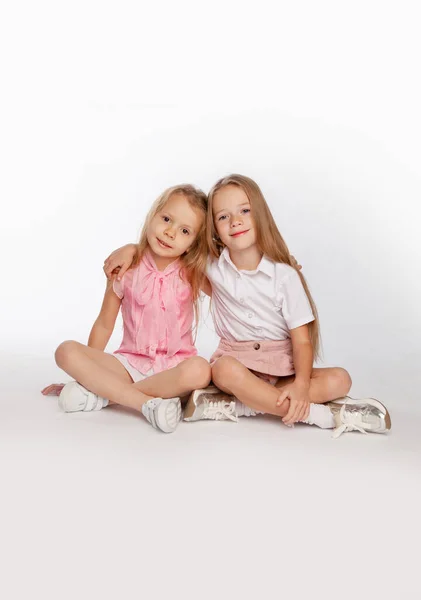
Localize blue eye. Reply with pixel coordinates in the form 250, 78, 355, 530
218, 215, 227, 221
242, 208, 250, 214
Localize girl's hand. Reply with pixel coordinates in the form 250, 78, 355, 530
290, 255, 302, 270
103, 244, 137, 280
276, 382, 310, 426
41, 383, 65, 396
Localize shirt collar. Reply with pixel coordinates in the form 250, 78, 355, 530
218, 247, 274, 278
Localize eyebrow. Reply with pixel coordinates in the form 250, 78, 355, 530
214, 202, 250, 217
161, 210, 196, 232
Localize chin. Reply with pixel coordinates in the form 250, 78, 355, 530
230, 236, 253, 247
233, 240, 258, 254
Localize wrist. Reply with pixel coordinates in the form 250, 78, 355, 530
294, 378, 311, 390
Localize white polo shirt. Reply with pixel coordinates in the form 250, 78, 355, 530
206, 248, 315, 342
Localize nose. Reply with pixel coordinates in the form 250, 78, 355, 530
164, 225, 175, 239
230, 216, 243, 229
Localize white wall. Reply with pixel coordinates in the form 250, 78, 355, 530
1, 0, 420, 405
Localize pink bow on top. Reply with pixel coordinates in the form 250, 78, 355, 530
131, 251, 183, 360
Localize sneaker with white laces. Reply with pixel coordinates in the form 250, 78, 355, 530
328, 396, 392, 439
183, 386, 240, 422
58, 381, 109, 412
141, 397, 182, 433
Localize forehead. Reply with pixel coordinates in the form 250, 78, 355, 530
161, 193, 203, 228
213, 185, 249, 212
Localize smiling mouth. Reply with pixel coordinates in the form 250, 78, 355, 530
230, 229, 250, 238
157, 238, 173, 249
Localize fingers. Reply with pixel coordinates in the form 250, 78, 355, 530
104, 260, 129, 281
296, 405, 305, 423
301, 403, 310, 422
283, 401, 307, 426
276, 389, 289, 407
283, 402, 299, 425
41, 384, 65, 396
290, 255, 303, 271
103, 258, 117, 280
104, 260, 123, 280
41, 384, 57, 395
277, 390, 311, 426
115, 261, 130, 281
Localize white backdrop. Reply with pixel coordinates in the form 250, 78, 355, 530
2, 4, 420, 403
1, 3, 421, 600
2, 56, 420, 404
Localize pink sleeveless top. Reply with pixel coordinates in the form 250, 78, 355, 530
113, 250, 197, 374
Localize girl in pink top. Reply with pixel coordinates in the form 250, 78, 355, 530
106, 175, 392, 438
41, 185, 211, 433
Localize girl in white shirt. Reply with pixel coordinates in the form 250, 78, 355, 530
104, 175, 391, 438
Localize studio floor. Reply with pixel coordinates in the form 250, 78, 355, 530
2, 355, 421, 600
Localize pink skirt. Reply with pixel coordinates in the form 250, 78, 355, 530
210, 338, 295, 380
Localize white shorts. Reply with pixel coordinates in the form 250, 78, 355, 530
114, 354, 154, 383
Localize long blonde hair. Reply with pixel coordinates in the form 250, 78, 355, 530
207, 174, 321, 359
135, 184, 208, 328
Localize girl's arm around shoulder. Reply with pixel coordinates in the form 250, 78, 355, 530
103, 243, 138, 280
87, 277, 122, 350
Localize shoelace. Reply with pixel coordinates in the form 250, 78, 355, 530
332, 404, 367, 439
203, 400, 238, 422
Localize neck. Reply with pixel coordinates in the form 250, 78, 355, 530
228, 245, 263, 271
149, 248, 178, 272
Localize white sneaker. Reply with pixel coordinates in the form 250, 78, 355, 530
329, 396, 392, 439
58, 381, 108, 412
183, 386, 239, 422
141, 397, 182, 433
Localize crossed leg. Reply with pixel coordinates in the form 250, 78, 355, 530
211, 356, 351, 418
54, 341, 211, 411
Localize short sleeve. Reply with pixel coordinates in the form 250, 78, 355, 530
112, 276, 124, 299
280, 270, 314, 330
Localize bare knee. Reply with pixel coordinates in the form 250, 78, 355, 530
54, 340, 80, 369
330, 367, 352, 397
178, 356, 211, 390
211, 356, 246, 390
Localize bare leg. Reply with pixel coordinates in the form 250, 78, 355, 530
211, 356, 351, 418
132, 356, 211, 399
55, 341, 211, 411
55, 341, 151, 410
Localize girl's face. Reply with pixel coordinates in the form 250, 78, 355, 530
147, 193, 203, 266
213, 185, 257, 252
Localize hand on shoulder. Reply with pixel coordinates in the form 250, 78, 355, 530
290, 255, 302, 270
103, 243, 138, 280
